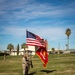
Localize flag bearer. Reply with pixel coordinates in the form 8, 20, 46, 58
22, 55, 27, 75
25, 54, 33, 75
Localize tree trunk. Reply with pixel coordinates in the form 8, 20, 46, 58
67, 36, 69, 50
10, 49, 11, 55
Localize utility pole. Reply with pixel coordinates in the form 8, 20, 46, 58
58, 43, 60, 54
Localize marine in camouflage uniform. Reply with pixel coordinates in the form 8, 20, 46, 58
22, 55, 27, 75
22, 54, 33, 75
25, 55, 33, 75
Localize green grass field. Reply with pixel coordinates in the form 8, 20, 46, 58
0, 54, 75, 75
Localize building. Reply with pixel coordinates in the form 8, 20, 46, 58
63, 50, 71, 54
7, 46, 36, 56
68, 49, 75, 53
63, 49, 75, 54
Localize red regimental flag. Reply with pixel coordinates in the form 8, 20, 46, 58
36, 47, 48, 68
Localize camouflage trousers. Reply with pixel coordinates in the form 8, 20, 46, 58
22, 64, 30, 75
22, 64, 26, 75
25, 65, 30, 75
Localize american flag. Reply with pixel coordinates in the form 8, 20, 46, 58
26, 30, 45, 47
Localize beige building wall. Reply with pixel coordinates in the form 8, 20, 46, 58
10, 46, 35, 56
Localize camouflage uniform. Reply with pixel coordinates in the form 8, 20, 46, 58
22, 55, 27, 75
22, 54, 33, 75
25, 55, 33, 75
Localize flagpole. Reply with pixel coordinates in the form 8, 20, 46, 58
25, 29, 28, 54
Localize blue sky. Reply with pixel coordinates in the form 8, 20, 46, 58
0, 0, 75, 50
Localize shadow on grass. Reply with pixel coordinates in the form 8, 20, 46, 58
28, 72, 36, 75
28, 70, 56, 75
40, 70, 56, 74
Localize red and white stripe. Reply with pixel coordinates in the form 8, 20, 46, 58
26, 38, 45, 47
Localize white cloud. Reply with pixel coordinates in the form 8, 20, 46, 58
12, 3, 75, 21
0, 0, 75, 50
0, 25, 66, 41
0, 0, 75, 21
28, 26, 65, 40
0, 26, 26, 36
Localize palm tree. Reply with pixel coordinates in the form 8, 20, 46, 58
65, 28, 71, 50
21, 43, 28, 54
51, 47, 55, 54
7, 44, 14, 54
